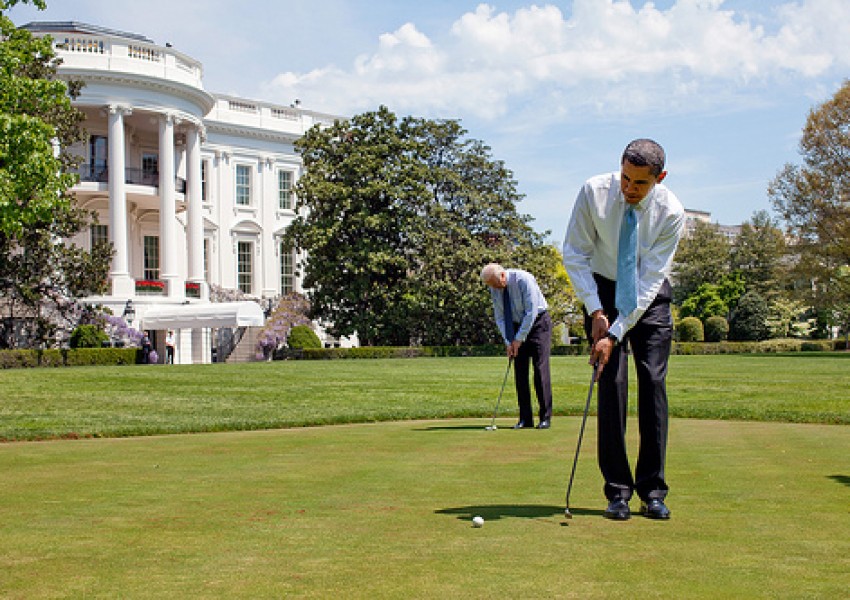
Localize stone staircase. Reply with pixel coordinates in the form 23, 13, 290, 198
224, 326, 263, 363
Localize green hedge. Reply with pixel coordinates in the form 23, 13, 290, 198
0, 348, 141, 369
276, 345, 504, 360
277, 343, 591, 360
275, 339, 842, 360
673, 339, 836, 355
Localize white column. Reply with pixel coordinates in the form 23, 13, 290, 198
186, 124, 207, 300
107, 104, 134, 297
260, 156, 276, 298
158, 113, 182, 298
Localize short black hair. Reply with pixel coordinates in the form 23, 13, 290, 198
621, 139, 666, 177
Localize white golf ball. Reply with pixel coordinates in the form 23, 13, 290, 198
472, 515, 484, 527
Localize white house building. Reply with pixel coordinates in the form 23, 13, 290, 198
22, 21, 342, 364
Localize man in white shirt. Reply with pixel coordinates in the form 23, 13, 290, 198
562, 139, 685, 520
165, 330, 175, 364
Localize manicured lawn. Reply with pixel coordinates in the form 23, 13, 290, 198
0, 354, 847, 597
0, 354, 847, 441
0, 418, 847, 598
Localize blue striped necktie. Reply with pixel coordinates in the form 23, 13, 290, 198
503, 287, 515, 342
616, 206, 638, 316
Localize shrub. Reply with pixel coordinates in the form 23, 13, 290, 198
729, 291, 771, 341
677, 317, 704, 342
69, 324, 109, 349
287, 325, 322, 350
704, 316, 729, 342
65, 348, 138, 366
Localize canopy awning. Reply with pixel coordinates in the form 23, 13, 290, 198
141, 301, 265, 329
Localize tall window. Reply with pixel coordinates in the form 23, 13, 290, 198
203, 238, 210, 283
90, 224, 108, 249
201, 159, 209, 203
236, 164, 251, 206
280, 242, 295, 295
278, 170, 293, 210
237, 241, 253, 294
142, 152, 158, 186
144, 235, 160, 280
89, 135, 108, 180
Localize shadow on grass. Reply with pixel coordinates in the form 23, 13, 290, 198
828, 474, 850, 488
435, 504, 605, 521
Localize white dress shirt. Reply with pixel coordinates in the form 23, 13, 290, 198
562, 172, 685, 341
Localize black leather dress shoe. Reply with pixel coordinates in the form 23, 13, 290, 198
536, 419, 550, 429
513, 421, 533, 429
640, 499, 671, 519
603, 499, 631, 520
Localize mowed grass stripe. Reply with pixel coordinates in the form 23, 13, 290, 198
0, 418, 847, 598
1, 353, 848, 441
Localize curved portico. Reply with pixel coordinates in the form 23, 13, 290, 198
22, 20, 347, 362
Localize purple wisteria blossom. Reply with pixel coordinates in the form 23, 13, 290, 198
103, 314, 144, 347
255, 293, 312, 360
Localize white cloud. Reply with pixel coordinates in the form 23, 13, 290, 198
261, 0, 850, 122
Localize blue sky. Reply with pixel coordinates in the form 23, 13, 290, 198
8, 0, 850, 242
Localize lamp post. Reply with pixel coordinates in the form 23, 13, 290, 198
122, 299, 136, 325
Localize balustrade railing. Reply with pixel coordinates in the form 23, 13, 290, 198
76, 165, 186, 193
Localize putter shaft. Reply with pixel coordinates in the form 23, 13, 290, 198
485, 358, 512, 430
564, 366, 597, 517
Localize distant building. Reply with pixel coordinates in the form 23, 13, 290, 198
22, 21, 349, 362
684, 208, 741, 240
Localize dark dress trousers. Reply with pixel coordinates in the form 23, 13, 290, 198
513, 311, 553, 425
585, 273, 672, 502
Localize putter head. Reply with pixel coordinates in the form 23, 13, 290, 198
564, 507, 573, 519
485, 425, 497, 431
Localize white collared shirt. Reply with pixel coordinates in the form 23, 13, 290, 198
562, 172, 685, 340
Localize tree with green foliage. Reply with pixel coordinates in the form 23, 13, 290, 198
679, 283, 727, 322
285, 106, 553, 346
0, 1, 113, 348
730, 210, 787, 301
69, 323, 108, 348
672, 220, 730, 304
769, 79, 850, 337
767, 296, 807, 339
729, 291, 771, 341
679, 272, 745, 323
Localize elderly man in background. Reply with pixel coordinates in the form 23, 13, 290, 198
481, 263, 553, 430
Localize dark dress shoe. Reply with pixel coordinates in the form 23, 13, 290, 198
603, 499, 631, 520
513, 421, 533, 429
536, 419, 550, 429
641, 499, 671, 519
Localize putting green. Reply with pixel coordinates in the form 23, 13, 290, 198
0, 417, 847, 598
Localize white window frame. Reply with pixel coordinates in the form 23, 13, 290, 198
201, 159, 210, 203
279, 241, 295, 295
143, 235, 160, 281
278, 169, 294, 210
237, 240, 253, 295
235, 164, 252, 206
90, 224, 108, 249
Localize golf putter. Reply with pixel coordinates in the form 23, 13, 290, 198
485, 358, 513, 431
564, 364, 598, 518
